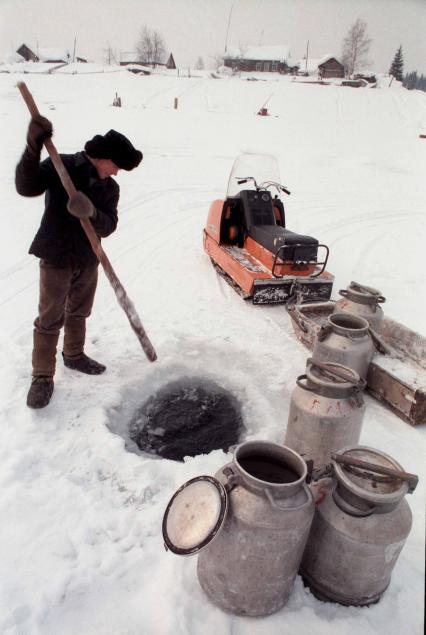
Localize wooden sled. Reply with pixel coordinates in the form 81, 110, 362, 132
287, 301, 426, 426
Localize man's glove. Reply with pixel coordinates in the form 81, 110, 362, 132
67, 191, 97, 219
26, 115, 53, 154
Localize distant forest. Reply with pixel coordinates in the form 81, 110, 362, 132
403, 72, 426, 92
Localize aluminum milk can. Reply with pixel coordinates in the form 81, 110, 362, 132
301, 445, 418, 606
334, 281, 386, 332
162, 441, 314, 617
312, 312, 374, 380
284, 359, 366, 471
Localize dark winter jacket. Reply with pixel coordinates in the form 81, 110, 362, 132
15, 149, 120, 267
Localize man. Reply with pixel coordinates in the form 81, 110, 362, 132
15, 117, 142, 408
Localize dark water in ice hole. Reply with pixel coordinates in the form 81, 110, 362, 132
129, 378, 244, 461
238, 456, 299, 483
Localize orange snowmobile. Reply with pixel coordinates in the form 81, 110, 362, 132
203, 154, 334, 304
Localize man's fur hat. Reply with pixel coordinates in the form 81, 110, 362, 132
85, 130, 142, 170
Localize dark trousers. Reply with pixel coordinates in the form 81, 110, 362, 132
32, 260, 98, 377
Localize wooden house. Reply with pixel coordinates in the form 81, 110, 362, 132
296, 55, 344, 79
120, 51, 140, 66
16, 44, 38, 62
166, 53, 176, 70
38, 48, 70, 63
16, 44, 70, 64
224, 45, 291, 73
318, 56, 344, 79
120, 51, 176, 70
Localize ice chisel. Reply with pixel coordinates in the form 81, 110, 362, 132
17, 81, 157, 362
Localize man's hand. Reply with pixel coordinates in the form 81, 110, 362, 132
26, 115, 53, 153
67, 191, 96, 219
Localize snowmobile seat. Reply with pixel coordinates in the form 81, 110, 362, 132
249, 225, 318, 261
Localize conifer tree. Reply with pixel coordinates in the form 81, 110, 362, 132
389, 46, 404, 81
403, 71, 426, 92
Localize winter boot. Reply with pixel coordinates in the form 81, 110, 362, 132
26, 377, 54, 409
62, 353, 106, 375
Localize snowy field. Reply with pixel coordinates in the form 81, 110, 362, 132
0, 68, 425, 635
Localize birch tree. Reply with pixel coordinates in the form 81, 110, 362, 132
136, 26, 166, 66
341, 18, 371, 76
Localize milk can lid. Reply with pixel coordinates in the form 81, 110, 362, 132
333, 446, 418, 504
162, 475, 228, 555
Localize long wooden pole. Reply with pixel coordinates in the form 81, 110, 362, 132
17, 81, 157, 362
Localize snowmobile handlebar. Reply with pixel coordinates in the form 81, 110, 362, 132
237, 177, 256, 185
236, 177, 291, 195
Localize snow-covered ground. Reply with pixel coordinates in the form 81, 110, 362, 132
0, 69, 425, 635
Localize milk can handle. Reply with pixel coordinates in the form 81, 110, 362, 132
317, 324, 332, 342
222, 466, 240, 491
264, 484, 313, 511
308, 360, 366, 391
296, 374, 313, 391
340, 284, 386, 304
351, 282, 386, 303
332, 454, 418, 494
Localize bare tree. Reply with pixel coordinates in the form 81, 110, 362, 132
341, 18, 371, 76
103, 42, 118, 65
211, 52, 224, 71
152, 30, 166, 66
194, 56, 205, 70
136, 26, 166, 67
136, 27, 153, 64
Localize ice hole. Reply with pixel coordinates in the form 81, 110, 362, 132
129, 377, 244, 461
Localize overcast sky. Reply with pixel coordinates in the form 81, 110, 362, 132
1, 0, 425, 73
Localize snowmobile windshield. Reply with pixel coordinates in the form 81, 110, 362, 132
226, 153, 282, 197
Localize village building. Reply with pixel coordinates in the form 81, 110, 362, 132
16, 44, 71, 64
120, 51, 176, 71
37, 48, 71, 63
354, 70, 377, 83
223, 45, 293, 73
297, 55, 344, 79
119, 51, 140, 66
118, 52, 150, 74
165, 53, 176, 70
318, 56, 344, 78
16, 44, 38, 62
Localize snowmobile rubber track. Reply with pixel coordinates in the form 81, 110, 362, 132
211, 260, 252, 300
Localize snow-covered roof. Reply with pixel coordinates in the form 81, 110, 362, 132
122, 64, 152, 74
317, 54, 342, 67
356, 69, 376, 77
54, 62, 124, 74
37, 48, 70, 62
120, 51, 140, 63
225, 45, 290, 62
296, 55, 342, 72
